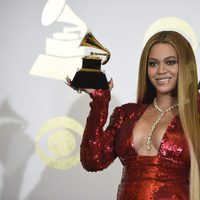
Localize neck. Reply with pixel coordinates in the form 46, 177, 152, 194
155, 93, 178, 109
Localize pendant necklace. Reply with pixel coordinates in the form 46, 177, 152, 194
145, 98, 179, 151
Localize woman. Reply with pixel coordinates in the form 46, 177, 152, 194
67, 31, 200, 199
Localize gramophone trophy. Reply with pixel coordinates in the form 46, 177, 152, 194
71, 31, 111, 89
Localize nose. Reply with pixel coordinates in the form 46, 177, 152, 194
157, 62, 167, 74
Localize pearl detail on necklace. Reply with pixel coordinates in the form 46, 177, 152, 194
145, 98, 179, 151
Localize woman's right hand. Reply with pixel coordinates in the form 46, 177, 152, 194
65, 76, 114, 94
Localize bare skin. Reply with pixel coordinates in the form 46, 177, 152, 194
133, 43, 179, 156
66, 43, 179, 156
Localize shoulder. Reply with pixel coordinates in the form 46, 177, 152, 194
109, 102, 145, 128
120, 102, 141, 111
112, 102, 146, 118
121, 102, 146, 111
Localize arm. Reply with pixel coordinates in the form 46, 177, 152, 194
80, 89, 124, 172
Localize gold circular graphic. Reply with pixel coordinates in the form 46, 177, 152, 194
48, 129, 76, 158
35, 117, 83, 170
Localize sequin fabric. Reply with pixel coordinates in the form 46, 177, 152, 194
80, 90, 200, 200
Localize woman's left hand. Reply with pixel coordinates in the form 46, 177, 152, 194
65, 76, 114, 94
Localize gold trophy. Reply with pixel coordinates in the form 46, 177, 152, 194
71, 31, 111, 89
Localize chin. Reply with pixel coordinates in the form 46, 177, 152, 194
153, 85, 177, 95
156, 88, 177, 96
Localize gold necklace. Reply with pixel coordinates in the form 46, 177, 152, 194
145, 98, 179, 151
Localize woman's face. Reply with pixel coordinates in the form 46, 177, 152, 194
147, 43, 179, 96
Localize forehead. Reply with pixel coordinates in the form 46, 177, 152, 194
148, 43, 178, 59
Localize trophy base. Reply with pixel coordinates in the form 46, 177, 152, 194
71, 70, 109, 89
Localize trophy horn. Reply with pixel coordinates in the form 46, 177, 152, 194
80, 31, 111, 65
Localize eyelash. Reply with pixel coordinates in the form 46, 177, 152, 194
166, 60, 178, 65
148, 61, 157, 67
148, 60, 178, 67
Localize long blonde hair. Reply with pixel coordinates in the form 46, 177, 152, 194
137, 31, 200, 199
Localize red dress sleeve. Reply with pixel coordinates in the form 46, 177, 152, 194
80, 89, 124, 172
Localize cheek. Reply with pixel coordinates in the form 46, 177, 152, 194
174, 64, 179, 73
147, 67, 155, 78
171, 66, 179, 78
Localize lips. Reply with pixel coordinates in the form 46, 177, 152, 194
155, 77, 172, 85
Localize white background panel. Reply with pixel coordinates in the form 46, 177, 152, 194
0, 0, 199, 199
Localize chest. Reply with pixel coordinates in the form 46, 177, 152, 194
115, 107, 190, 165
132, 112, 177, 155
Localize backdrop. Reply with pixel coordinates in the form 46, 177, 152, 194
0, 0, 200, 199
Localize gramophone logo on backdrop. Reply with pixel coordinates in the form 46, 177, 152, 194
30, 0, 87, 80
31, 0, 87, 170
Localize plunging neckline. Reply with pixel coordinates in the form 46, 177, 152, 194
130, 104, 178, 157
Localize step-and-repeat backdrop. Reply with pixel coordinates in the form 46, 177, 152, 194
0, 0, 199, 199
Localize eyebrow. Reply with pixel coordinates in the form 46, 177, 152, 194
148, 56, 178, 61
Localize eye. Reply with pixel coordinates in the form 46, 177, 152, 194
148, 61, 158, 67
166, 60, 178, 65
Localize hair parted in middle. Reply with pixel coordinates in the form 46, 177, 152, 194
137, 30, 200, 199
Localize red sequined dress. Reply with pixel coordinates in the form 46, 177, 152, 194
80, 90, 200, 200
